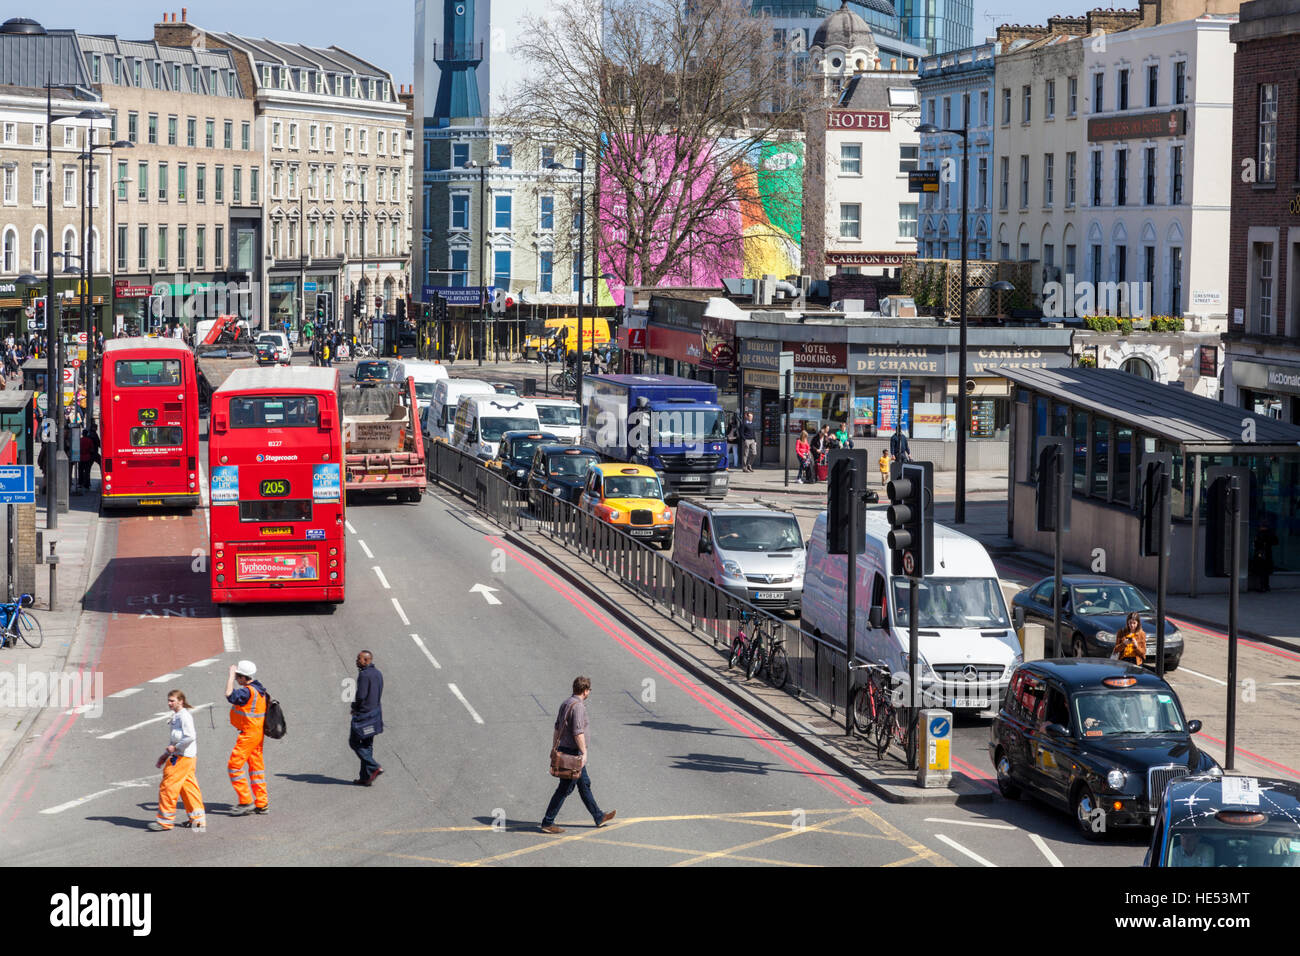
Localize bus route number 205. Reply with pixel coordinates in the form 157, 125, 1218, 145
260, 479, 291, 497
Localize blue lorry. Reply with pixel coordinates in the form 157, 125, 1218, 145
580, 374, 729, 499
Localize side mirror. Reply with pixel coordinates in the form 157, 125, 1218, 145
1187, 719, 1202, 734
698, 539, 711, 555
1044, 722, 1069, 738
1013, 605, 1026, 630
868, 606, 884, 629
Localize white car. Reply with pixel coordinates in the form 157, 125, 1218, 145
256, 332, 292, 365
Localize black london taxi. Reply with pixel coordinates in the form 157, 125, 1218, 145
486, 430, 558, 489
990, 659, 1219, 839
528, 444, 603, 511
1146, 775, 1300, 867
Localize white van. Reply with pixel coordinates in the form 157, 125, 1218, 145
405, 361, 450, 409
452, 395, 542, 460
802, 510, 1021, 712
428, 378, 495, 443
531, 398, 582, 443
671, 499, 805, 614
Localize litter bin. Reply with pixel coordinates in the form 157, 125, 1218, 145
523, 377, 537, 397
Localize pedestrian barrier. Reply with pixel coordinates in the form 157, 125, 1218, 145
426, 442, 864, 730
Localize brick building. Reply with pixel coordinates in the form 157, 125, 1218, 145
1224, 0, 1300, 425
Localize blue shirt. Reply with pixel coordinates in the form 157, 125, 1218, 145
227, 680, 267, 706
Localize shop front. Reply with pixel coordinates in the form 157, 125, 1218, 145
1228, 357, 1300, 426
112, 281, 153, 334
737, 338, 853, 467
268, 276, 299, 329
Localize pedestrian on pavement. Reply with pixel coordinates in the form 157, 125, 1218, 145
225, 660, 270, 815
795, 432, 812, 484
1249, 516, 1278, 593
741, 410, 758, 473
150, 689, 207, 831
79, 423, 100, 493
889, 428, 911, 464
540, 676, 615, 834
447, 337, 458, 365
725, 414, 739, 469
1110, 612, 1147, 667
878, 449, 892, 487
835, 424, 851, 449
349, 650, 385, 786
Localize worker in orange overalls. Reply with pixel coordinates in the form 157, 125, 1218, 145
225, 660, 269, 815
149, 688, 206, 831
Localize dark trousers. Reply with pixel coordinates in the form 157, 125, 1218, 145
78, 460, 93, 490
542, 749, 603, 826
349, 729, 379, 779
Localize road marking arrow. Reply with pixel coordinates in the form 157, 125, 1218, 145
469, 583, 501, 605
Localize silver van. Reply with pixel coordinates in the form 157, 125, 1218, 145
671, 498, 805, 614
428, 378, 495, 443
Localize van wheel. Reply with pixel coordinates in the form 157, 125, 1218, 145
994, 748, 1020, 800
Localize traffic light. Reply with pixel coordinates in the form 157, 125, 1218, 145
148, 294, 166, 331
1204, 466, 1249, 578
397, 296, 407, 320
826, 452, 867, 556
31, 296, 47, 331
1035, 437, 1071, 533
886, 461, 930, 579
1139, 454, 1171, 558
315, 293, 329, 324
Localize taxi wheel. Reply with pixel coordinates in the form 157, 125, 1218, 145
994, 749, 1021, 800
1073, 784, 1106, 841
1072, 635, 1088, 658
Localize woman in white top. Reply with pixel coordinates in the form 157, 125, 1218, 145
150, 690, 206, 831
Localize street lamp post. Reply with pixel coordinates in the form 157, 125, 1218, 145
344, 170, 371, 344
546, 159, 586, 401
78, 134, 128, 434
466, 159, 499, 367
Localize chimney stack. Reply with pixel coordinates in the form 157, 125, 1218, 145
182, 8, 187, 21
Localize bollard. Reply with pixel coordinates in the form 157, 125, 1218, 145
47, 541, 59, 612
1022, 622, 1046, 661
916, 709, 952, 788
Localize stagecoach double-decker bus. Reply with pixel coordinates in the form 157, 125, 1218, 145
100, 337, 202, 509
208, 367, 345, 604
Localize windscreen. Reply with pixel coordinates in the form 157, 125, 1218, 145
653, 410, 725, 444
239, 499, 313, 522
604, 475, 663, 499
115, 359, 182, 386
229, 395, 320, 428
414, 382, 436, 402
1072, 690, 1185, 736
1164, 829, 1300, 868
711, 515, 803, 552
891, 577, 1010, 629
537, 405, 581, 427
1071, 583, 1154, 616
505, 437, 546, 464
480, 417, 539, 443
549, 453, 600, 477
129, 426, 184, 447
355, 362, 390, 380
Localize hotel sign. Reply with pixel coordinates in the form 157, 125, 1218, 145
826, 251, 916, 266
827, 110, 891, 131
1088, 109, 1186, 143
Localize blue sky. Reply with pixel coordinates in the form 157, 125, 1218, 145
19, 0, 1068, 87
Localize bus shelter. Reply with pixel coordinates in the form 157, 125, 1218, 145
1002, 367, 1300, 595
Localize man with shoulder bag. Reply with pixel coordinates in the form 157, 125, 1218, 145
540, 676, 615, 834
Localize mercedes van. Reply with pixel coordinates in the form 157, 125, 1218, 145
427, 378, 495, 443
451, 395, 542, 461
405, 361, 450, 409
802, 510, 1022, 712
671, 499, 805, 614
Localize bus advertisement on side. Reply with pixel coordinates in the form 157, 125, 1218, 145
208, 367, 345, 604
100, 338, 201, 509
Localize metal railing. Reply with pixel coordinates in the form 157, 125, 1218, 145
425, 440, 860, 728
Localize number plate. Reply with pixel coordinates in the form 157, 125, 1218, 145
755, 591, 786, 600
628, 529, 653, 536
679, 475, 705, 482
138, 499, 163, 505
948, 698, 989, 709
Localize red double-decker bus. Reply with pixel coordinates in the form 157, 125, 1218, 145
100, 337, 202, 509
208, 367, 346, 604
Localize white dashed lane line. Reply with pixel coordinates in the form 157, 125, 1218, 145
358, 540, 374, 559
373, 566, 391, 589
447, 683, 484, 724
391, 598, 410, 626
97, 703, 213, 740
345, 520, 357, 534
934, 834, 997, 867
411, 634, 441, 670
147, 673, 183, 683
40, 778, 157, 815
924, 818, 1016, 830
108, 688, 142, 699
1029, 833, 1064, 867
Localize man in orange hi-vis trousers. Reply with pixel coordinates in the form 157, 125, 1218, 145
225, 660, 269, 816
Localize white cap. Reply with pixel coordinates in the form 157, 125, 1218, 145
235, 659, 257, 678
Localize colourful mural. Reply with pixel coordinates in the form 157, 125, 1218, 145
598, 136, 803, 298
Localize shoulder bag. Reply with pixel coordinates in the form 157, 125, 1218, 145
549, 699, 584, 780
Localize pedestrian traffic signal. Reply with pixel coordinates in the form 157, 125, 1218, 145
1035, 437, 1071, 533
1139, 454, 1171, 558
887, 461, 930, 579
826, 450, 868, 556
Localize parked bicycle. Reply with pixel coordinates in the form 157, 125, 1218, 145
550, 368, 578, 391
745, 613, 789, 689
727, 608, 762, 676
0, 594, 43, 649
849, 661, 915, 765
354, 343, 378, 359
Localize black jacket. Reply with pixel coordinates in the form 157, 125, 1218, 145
351, 664, 384, 735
